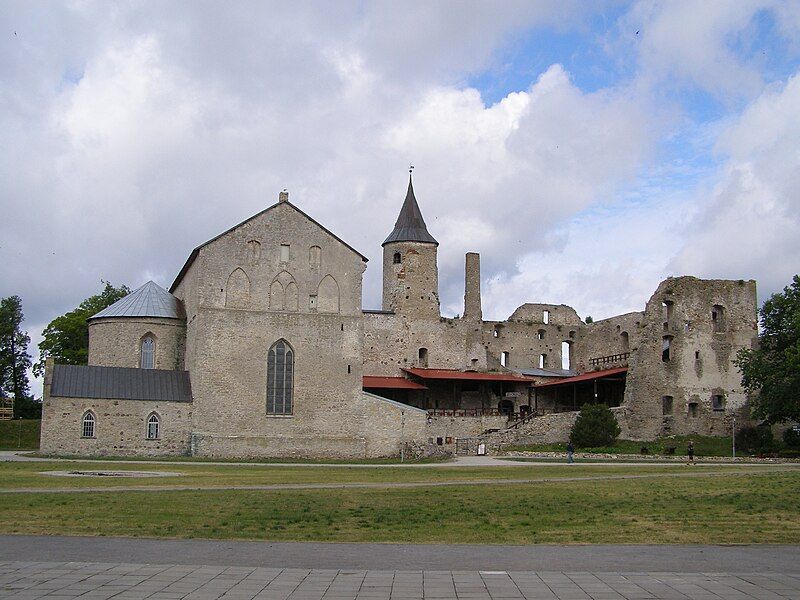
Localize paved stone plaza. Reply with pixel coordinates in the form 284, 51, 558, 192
2, 561, 800, 600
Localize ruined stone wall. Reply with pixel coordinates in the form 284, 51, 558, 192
623, 277, 757, 439
382, 241, 440, 318
88, 317, 185, 371
572, 312, 642, 373
482, 318, 583, 372
40, 396, 192, 456
427, 414, 508, 440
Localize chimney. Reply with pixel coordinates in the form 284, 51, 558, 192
279, 189, 289, 203
464, 252, 482, 321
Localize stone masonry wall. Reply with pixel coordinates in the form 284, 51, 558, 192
88, 317, 186, 370
382, 241, 440, 318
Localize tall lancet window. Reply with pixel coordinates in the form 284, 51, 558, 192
267, 339, 294, 415
140, 336, 155, 369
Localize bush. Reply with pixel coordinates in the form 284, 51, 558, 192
570, 403, 621, 448
782, 426, 800, 448
735, 425, 774, 454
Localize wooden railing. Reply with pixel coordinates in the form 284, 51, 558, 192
589, 352, 630, 368
0, 399, 13, 420
427, 408, 505, 417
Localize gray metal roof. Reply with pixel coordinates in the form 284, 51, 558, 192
382, 176, 438, 246
50, 364, 192, 402
89, 281, 184, 320
516, 368, 577, 378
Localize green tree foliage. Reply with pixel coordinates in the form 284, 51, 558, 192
0, 296, 33, 415
735, 425, 774, 454
735, 274, 800, 424
569, 403, 621, 448
783, 427, 800, 448
34, 282, 130, 377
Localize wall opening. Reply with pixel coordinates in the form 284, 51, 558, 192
493, 327, 500, 338
662, 336, 673, 362
280, 244, 290, 262
712, 305, 726, 332
561, 341, 571, 370
418, 347, 429, 367
543, 310, 550, 324
712, 394, 726, 411
662, 300, 674, 325
393, 252, 401, 264
309, 245, 321, 268
537, 329, 545, 340
621, 331, 629, 351
500, 351, 509, 367
538, 353, 547, 369
688, 402, 699, 418
662, 396, 673, 415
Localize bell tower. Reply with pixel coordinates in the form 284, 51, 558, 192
382, 173, 440, 318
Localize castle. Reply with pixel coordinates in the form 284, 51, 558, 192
40, 178, 758, 457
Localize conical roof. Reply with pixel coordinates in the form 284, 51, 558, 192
89, 281, 184, 320
382, 176, 438, 246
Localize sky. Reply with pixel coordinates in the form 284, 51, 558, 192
2, 0, 800, 397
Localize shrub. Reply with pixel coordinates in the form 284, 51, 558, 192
735, 425, 774, 454
570, 403, 621, 448
783, 426, 800, 448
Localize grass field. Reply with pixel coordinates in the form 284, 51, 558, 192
0, 420, 40, 450
1, 460, 798, 544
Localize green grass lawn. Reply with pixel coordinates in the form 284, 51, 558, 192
0, 460, 748, 490
0, 420, 40, 450
504, 435, 735, 457
1, 469, 797, 544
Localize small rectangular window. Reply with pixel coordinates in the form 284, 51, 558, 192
280, 244, 290, 262
500, 351, 509, 367
543, 310, 550, 324
712, 395, 725, 411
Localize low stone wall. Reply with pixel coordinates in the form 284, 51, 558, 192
40, 396, 192, 456
428, 414, 508, 441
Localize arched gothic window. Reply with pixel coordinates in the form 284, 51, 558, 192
82, 411, 95, 438
146, 413, 160, 439
267, 339, 294, 415
141, 336, 155, 369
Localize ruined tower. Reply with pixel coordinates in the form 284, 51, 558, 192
463, 252, 482, 321
382, 175, 440, 318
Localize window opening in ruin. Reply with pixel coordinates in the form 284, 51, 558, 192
688, 402, 699, 418
140, 336, 155, 369
538, 353, 547, 369
561, 341, 571, 370
493, 327, 499, 338
471, 358, 478, 367
347, 365, 351, 374
280, 244, 290, 262
418, 347, 429, 368
543, 310, 550, 324
146, 413, 160, 440
569, 330, 576, 339
662, 396, 673, 415
82, 411, 95, 438
662, 336, 672, 362
712, 305, 726, 332
341, 323, 344, 331
712, 394, 725, 411
500, 351, 509, 367
621, 331, 629, 351
267, 339, 294, 415
393, 252, 401, 264
695, 350, 700, 360
537, 329, 545, 340
684, 321, 690, 332
662, 300, 674, 324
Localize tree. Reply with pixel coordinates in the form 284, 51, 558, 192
569, 403, 621, 448
0, 296, 33, 413
34, 282, 130, 377
735, 274, 800, 424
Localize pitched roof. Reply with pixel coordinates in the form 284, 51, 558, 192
170, 200, 368, 293
534, 367, 628, 388
363, 376, 428, 390
50, 364, 192, 402
89, 281, 184, 320
403, 368, 534, 383
382, 176, 438, 246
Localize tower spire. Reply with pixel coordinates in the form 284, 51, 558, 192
382, 168, 438, 246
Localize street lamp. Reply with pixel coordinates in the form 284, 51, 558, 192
732, 415, 736, 459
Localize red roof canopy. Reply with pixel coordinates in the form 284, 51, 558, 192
403, 368, 534, 383
363, 376, 427, 390
534, 367, 628, 388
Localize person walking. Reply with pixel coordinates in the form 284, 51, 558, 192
687, 440, 695, 465
567, 441, 575, 464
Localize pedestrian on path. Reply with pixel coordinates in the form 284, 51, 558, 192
567, 441, 574, 464
687, 440, 695, 465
